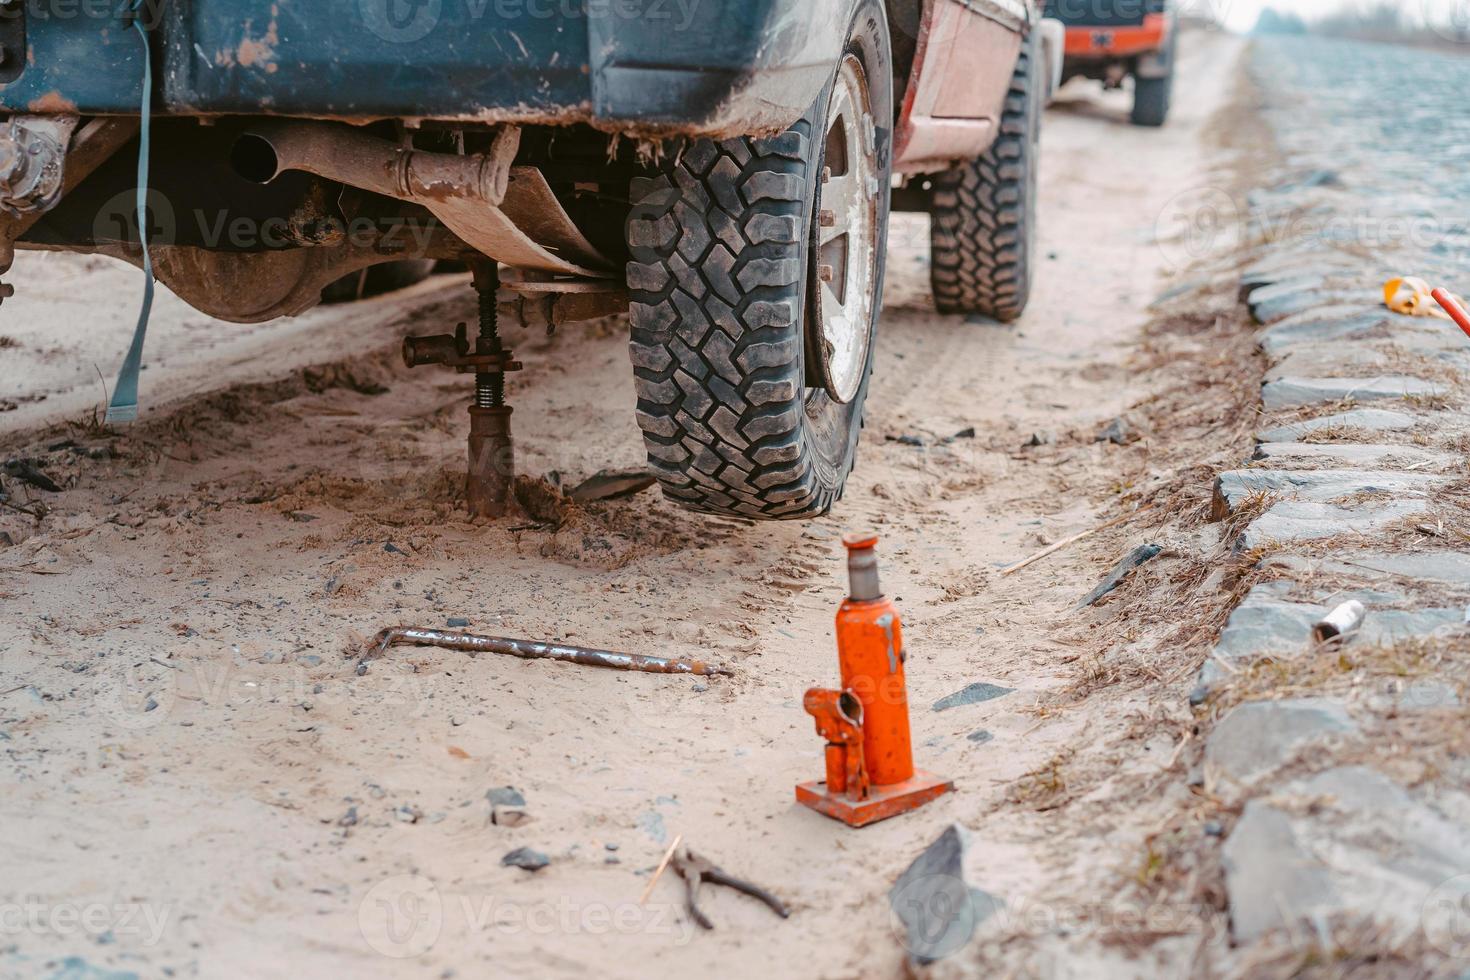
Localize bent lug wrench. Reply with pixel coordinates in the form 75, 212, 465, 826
358, 626, 734, 678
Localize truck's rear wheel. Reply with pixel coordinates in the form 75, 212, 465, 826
624, 0, 892, 519
929, 28, 1042, 322
1131, 23, 1177, 127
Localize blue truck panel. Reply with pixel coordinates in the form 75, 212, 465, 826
0, 0, 845, 135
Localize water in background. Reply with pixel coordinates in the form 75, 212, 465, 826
1251, 35, 1470, 281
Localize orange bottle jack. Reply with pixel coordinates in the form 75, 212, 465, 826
796, 534, 953, 827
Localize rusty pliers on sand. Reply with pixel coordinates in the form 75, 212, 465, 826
671, 846, 790, 930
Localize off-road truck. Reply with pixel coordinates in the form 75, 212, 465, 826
1044, 0, 1177, 126
0, 0, 1052, 520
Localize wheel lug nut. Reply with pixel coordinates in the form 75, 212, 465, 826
819, 209, 836, 228
821, 166, 832, 184
818, 264, 835, 283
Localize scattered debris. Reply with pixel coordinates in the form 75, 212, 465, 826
671, 845, 790, 931
949, 426, 977, 441
302, 364, 389, 396
360, 626, 734, 677
487, 786, 530, 827
889, 824, 1003, 965
568, 468, 657, 504
636, 809, 667, 843
933, 683, 1014, 712
1312, 599, 1366, 645
501, 847, 549, 872
1096, 416, 1137, 446
513, 473, 567, 525
3, 458, 61, 492
886, 433, 926, 448
1079, 543, 1162, 607
1000, 506, 1152, 577
967, 730, 994, 744
1021, 431, 1055, 448
394, 804, 423, 824
639, 834, 683, 905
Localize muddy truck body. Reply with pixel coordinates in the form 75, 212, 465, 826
1044, 0, 1176, 125
0, 0, 1055, 521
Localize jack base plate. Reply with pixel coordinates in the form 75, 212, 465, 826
795, 771, 953, 828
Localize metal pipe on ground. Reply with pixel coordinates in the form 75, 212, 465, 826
360, 626, 735, 677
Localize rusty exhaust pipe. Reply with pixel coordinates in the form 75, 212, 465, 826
232, 120, 520, 207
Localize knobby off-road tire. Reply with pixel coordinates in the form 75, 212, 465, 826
929, 27, 1043, 322
624, 0, 892, 520
1130, 28, 1177, 127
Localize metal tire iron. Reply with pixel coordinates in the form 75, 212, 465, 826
402, 259, 521, 519
359, 625, 733, 678
796, 533, 953, 827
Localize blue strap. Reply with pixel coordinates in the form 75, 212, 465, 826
105, 1, 155, 424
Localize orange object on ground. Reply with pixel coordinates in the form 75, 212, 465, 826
796, 534, 953, 827
1433, 288, 1470, 339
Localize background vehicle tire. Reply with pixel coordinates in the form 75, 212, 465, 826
624, 0, 893, 520
929, 27, 1042, 322
321, 259, 438, 304
1131, 28, 1177, 127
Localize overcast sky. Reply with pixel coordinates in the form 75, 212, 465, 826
1211, 0, 1462, 32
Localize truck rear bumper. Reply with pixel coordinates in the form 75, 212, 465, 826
1061, 13, 1169, 58
0, 0, 844, 137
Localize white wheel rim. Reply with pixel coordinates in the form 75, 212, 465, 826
811, 53, 879, 406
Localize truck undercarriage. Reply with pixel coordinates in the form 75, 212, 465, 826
0, 0, 1046, 522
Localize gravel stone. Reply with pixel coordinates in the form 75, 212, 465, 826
1079, 544, 1162, 607
1261, 376, 1441, 411
1201, 582, 1462, 685
1221, 800, 1339, 943
1213, 469, 1443, 515
1251, 290, 1381, 325
933, 683, 1014, 712
501, 847, 550, 872
1270, 551, 1470, 586
1257, 311, 1403, 355
889, 824, 1004, 965
1204, 699, 1357, 792
1253, 442, 1455, 470
1240, 499, 1430, 550
1257, 408, 1416, 443
1222, 766, 1470, 944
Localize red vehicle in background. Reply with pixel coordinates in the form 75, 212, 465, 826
1044, 0, 1177, 126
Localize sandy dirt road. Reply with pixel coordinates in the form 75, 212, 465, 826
2, 31, 1247, 979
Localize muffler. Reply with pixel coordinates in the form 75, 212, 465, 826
233, 121, 609, 277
